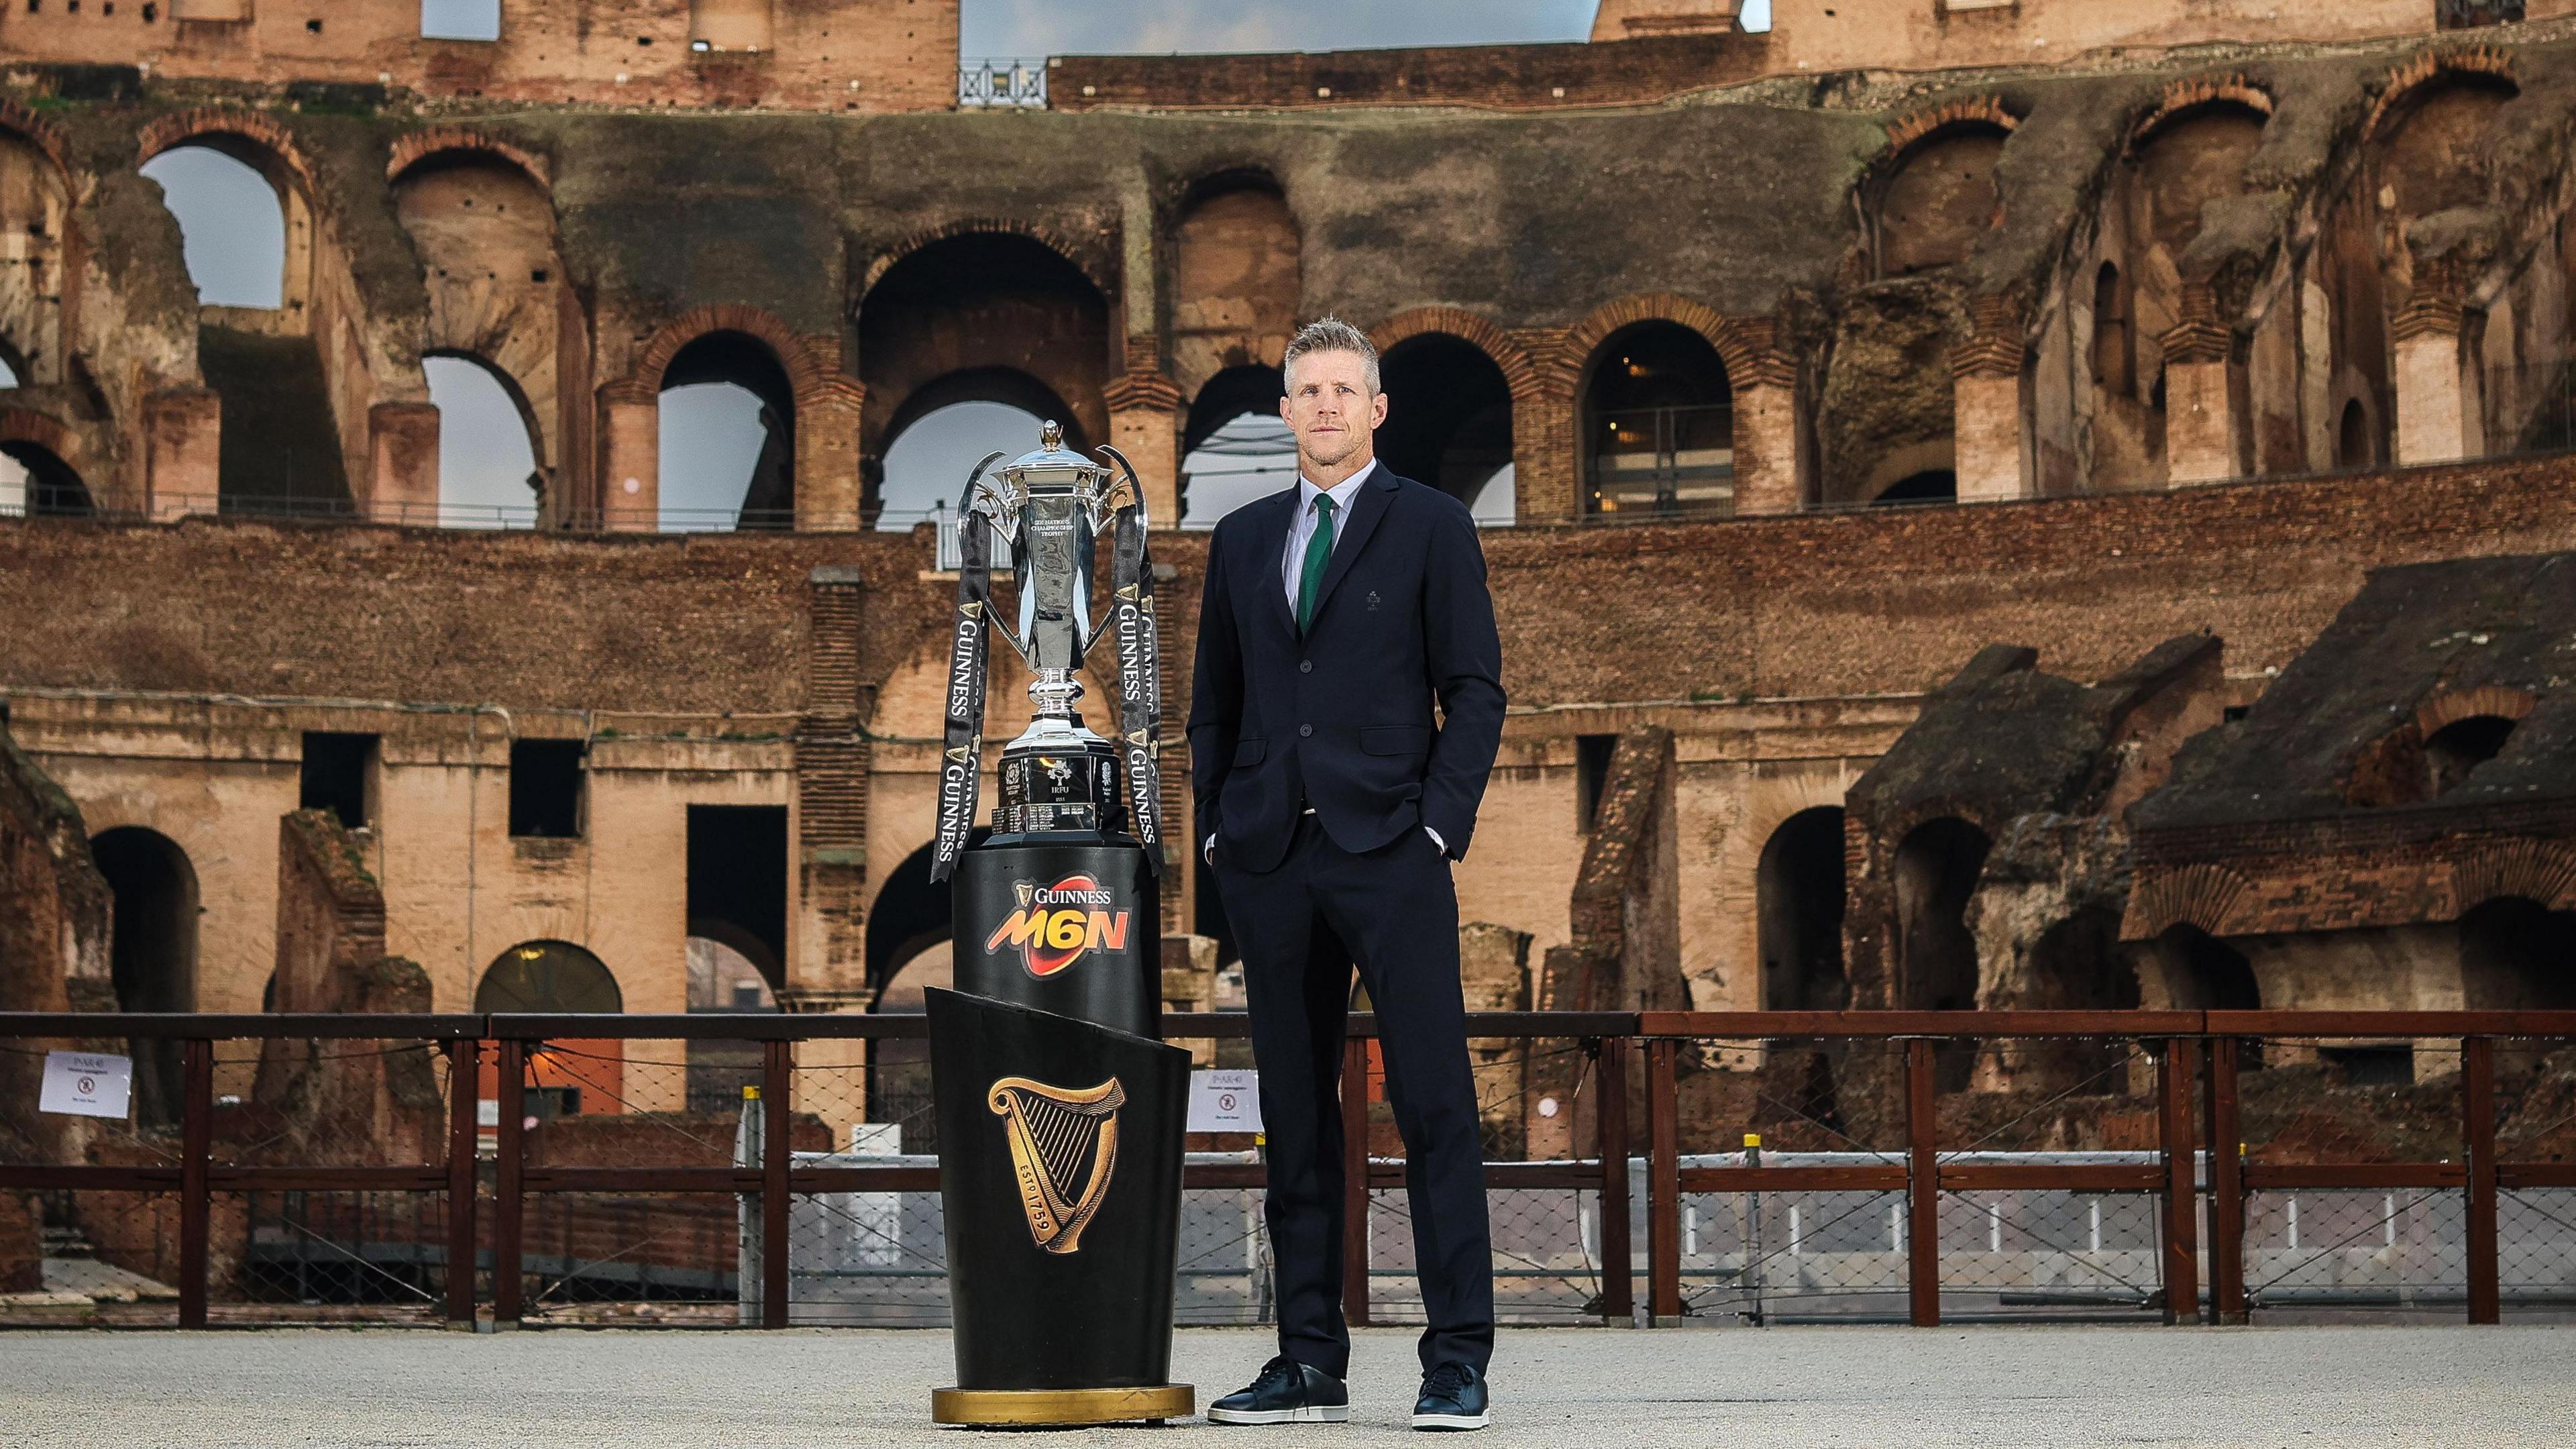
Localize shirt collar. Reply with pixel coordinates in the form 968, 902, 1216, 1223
1297, 458, 1376, 515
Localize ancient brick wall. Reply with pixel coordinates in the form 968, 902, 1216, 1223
1052, 34, 1773, 113
0, 0, 959, 113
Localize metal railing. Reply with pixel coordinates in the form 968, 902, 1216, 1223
1586, 404, 1735, 518
4, 1009, 2571, 1329
957, 58, 1047, 110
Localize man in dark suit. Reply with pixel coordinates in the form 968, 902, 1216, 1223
1189, 318, 1505, 1432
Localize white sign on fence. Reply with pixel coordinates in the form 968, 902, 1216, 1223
39, 1051, 132, 1120
1187, 1069, 1261, 1132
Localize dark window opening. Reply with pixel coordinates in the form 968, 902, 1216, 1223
2424, 714, 2516, 795
1758, 806, 1847, 1012
2320, 1044, 2414, 1087
523, 1085, 581, 1120
1575, 734, 1617, 832
92, 828, 199, 1128
2092, 262, 2133, 399
1894, 816, 1991, 1091
2336, 398, 2372, 470
305, 17, 320, 32
684, 804, 789, 994
299, 731, 378, 830
1874, 470, 1957, 506
508, 739, 586, 839
2222, 705, 2250, 723
2438, 0, 2526, 28
1581, 321, 1733, 518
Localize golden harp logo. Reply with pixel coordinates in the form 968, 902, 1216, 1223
987, 1075, 1125, 1254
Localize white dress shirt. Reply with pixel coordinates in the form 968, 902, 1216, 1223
1207, 458, 1445, 862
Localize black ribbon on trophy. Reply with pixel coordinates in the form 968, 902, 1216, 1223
1108, 455, 1164, 875
929, 451, 1005, 885
926, 426, 1162, 883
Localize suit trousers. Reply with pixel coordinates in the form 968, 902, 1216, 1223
1216, 814, 1494, 1377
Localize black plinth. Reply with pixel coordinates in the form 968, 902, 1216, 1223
929, 833, 1189, 1428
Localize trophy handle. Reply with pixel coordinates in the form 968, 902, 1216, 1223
959, 450, 1034, 666
1083, 445, 1148, 648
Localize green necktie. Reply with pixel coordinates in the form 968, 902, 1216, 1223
1295, 493, 1338, 635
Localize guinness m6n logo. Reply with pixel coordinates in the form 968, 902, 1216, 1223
985, 874, 1132, 978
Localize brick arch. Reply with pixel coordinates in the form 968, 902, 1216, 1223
2367, 46, 2518, 141
2449, 842, 2576, 919
1552, 294, 1783, 394
1879, 95, 2019, 165
1367, 307, 1538, 398
136, 107, 320, 197
0, 97, 74, 182
2415, 684, 2537, 739
386, 126, 553, 189
612, 304, 836, 408
2122, 862, 2253, 942
2130, 74, 2274, 150
0, 404, 89, 470
859, 217, 1112, 301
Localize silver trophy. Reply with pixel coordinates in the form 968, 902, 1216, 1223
928, 421, 1163, 871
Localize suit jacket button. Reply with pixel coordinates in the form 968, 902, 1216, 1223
1299, 660, 1313, 674
1299, 724, 1313, 738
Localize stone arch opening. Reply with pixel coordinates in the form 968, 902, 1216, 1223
476, 940, 623, 1119
1170, 172, 1299, 401
1756, 806, 1846, 1012
1581, 319, 1733, 518
660, 329, 796, 532
0, 127, 69, 392
2337, 396, 2373, 468
0, 436, 91, 516
1377, 332, 1514, 519
424, 352, 541, 527
139, 139, 295, 311
1873, 469, 1956, 506
865, 835, 983, 1150
395, 150, 568, 515
1895, 816, 1988, 1091
2372, 73, 2516, 223
875, 369, 1082, 531
2092, 262, 2133, 400
2459, 896, 2576, 1012
2425, 714, 2518, 795
859, 231, 1112, 518
1872, 122, 2010, 279
1180, 363, 1293, 529
91, 827, 197, 1127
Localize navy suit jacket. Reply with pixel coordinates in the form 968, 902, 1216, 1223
1187, 464, 1506, 875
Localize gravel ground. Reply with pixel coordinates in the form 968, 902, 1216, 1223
2, 1324, 2569, 1447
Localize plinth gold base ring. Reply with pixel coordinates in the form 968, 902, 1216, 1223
932, 1384, 1195, 1426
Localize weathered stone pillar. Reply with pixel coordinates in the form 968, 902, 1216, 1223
2393, 293, 2481, 466
2161, 303, 2238, 486
796, 373, 866, 532
600, 389, 659, 532
1951, 296, 2028, 502
1730, 329, 1806, 515
142, 387, 221, 520
366, 400, 441, 525
1106, 341, 1183, 528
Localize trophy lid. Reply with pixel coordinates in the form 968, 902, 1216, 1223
1003, 419, 1095, 481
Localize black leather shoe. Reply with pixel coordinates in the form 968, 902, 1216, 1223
1207, 1354, 1350, 1425
1412, 1362, 1489, 1432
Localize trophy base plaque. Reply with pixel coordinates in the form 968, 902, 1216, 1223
930, 1384, 1195, 1427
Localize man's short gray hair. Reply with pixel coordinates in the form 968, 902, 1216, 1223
1282, 317, 1381, 396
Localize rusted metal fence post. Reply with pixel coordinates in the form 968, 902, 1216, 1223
1341, 1037, 1371, 1327
761, 1038, 792, 1328
1905, 1038, 1939, 1328
177, 1037, 212, 1330
1646, 1037, 1682, 1325
2465, 1036, 2500, 1326
2203, 1036, 2245, 1325
443, 1036, 480, 1328
492, 1038, 526, 1326
1597, 1036, 1634, 1324
2159, 1038, 2201, 1325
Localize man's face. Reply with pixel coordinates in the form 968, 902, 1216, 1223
1280, 349, 1389, 472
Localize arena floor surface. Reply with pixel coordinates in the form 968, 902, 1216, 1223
4, 1323, 2568, 1446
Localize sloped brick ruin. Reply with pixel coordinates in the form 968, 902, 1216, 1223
8, 0, 2576, 1299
